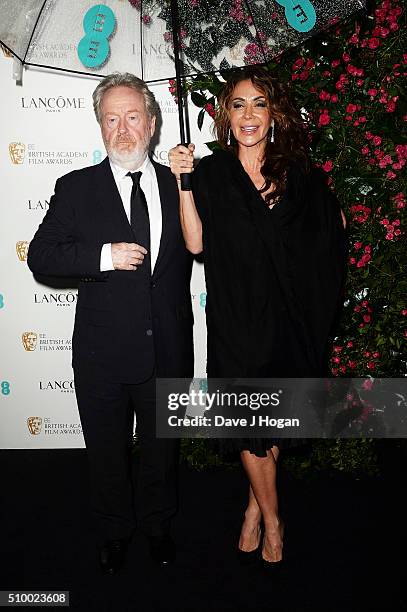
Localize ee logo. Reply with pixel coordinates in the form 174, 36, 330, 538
199, 379, 208, 393
199, 292, 206, 308
275, 0, 316, 32
1, 381, 10, 395
0, 294, 4, 309
78, 5, 116, 68
93, 150, 103, 165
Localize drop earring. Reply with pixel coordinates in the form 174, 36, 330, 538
269, 119, 275, 143
227, 128, 231, 145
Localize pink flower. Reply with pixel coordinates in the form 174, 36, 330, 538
318, 110, 331, 127
319, 90, 331, 101
362, 379, 374, 391
368, 37, 380, 49
372, 136, 382, 146
204, 103, 215, 118
378, 154, 393, 168
293, 57, 304, 70
367, 88, 378, 97
386, 171, 396, 179
322, 160, 333, 172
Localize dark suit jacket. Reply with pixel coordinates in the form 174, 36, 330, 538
28, 157, 194, 383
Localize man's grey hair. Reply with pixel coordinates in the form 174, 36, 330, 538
92, 72, 158, 124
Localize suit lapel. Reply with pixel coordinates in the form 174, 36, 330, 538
94, 157, 134, 241
152, 159, 175, 275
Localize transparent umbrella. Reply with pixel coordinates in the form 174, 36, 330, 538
0, 0, 366, 188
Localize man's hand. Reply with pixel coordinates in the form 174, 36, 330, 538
111, 243, 147, 271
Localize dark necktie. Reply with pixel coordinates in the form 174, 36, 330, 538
127, 171, 151, 274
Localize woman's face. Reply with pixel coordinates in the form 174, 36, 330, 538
228, 79, 272, 150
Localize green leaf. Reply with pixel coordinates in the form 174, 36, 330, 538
190, 92, 207, 107
205, 140, 221, 152
197, 108, 205, 131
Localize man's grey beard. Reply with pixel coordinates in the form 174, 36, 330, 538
107, 144, 150, 170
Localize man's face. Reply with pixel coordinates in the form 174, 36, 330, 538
100, 86, 155, 168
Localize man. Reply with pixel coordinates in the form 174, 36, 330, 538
28, 73, 194, 574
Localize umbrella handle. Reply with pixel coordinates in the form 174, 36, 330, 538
179, 142, 192, 191
180, 173, 192, 191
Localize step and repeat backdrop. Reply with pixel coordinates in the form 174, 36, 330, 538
0, 48, 212, 449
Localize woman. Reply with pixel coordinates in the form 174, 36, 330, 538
169, 66, 346, 567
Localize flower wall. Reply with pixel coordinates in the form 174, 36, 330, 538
185, 0, 406, 378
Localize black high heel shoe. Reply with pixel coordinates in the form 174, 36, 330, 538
261, 522, 284, 572
237, 525, 262, 566
237, 544, 261, 566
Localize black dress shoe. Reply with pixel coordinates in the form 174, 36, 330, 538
99, 539, 128, 575
148, 534, 176, 566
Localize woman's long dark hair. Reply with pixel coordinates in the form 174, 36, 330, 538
214, 66, 311, 205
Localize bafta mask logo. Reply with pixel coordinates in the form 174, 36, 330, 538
9, 142, 26, 165
22, 331, 38, 352
27, 416, 42, 435
0, 42, 13, 58
16, 241, 29, 262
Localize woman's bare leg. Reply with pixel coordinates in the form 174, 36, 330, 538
238, 485, 262, 551
240, 446, 283, 562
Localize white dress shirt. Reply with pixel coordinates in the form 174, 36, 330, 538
100, 156, 162, 272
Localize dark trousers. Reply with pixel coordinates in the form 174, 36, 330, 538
74, 374, 178, 545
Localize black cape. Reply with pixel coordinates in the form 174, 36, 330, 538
192, 150, 347, 455
193, 149, 347, 378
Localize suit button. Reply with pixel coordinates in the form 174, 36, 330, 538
146, 329, 153, 336
151, 282, 156, 288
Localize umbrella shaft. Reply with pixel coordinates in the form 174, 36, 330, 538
170, 0, 189, 144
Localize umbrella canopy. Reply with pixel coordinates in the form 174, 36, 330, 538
0, 0, 366, 81
0, 0, 366, 188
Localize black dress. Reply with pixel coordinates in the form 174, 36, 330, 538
192, 149, 347, 456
